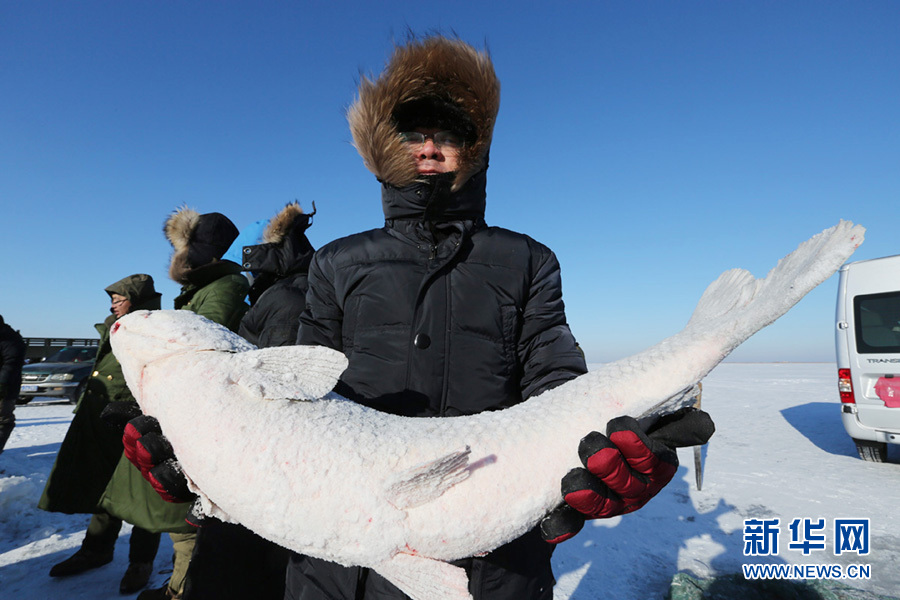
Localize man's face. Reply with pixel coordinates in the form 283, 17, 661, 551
110, 294, 132, 319
405, 128, 460, 175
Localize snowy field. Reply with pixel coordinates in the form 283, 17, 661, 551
1, 362, 898, 599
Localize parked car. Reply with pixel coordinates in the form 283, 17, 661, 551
18, 346, 98, 405
835, 253, 900, 461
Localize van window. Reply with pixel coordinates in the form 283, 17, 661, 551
854, 291, 900, 354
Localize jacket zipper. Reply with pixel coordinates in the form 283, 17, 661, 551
406, 226, 466, 414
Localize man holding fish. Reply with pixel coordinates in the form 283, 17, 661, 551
281, 36, 714, 600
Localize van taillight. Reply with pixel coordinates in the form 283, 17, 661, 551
838, 368, 856, 404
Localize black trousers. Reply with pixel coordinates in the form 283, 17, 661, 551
0, 392, 15, 454
283, 528, 555, 600
182, 521, 289, 600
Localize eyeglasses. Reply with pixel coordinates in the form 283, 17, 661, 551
111, 298, 129, 307
398, 131, 464, 149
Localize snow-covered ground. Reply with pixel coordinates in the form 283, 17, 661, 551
1, 363, 898, 599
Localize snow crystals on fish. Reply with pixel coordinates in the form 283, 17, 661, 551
111, 220, 864, 600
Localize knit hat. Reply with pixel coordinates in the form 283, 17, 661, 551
188, 212, 239, 268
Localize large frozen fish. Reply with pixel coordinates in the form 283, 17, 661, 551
111, 221, 863, 600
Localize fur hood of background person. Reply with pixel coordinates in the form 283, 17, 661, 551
241, 202, 315, 305
164, 207, 240, 285
348, 35, 501, 192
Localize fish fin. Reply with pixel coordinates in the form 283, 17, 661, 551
375, 554, 472, 600
385, 446, 472, 509
229, 345, 348, 400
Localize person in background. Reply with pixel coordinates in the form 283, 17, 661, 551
237, 201, 315, 347
99, 208, 249, 600
179, 201, 316, 600
38, 274, 163, 594
0, 314, 26, 454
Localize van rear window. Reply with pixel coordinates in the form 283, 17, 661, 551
854, 291, 900, 354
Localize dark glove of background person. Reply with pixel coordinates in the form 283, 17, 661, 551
539, 407, 715, 544
100, 401, 197, 504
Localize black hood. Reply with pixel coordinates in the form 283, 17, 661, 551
242, 230, 314, 279
241, 202, 316, 305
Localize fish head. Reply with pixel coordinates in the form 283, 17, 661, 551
110, 310, 256, 397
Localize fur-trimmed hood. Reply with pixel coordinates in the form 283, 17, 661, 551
241, 202, 315, 285
262, 201, 312, 245
241, 201, 316, 320
348, 36, 500, 192
164, 207, 240, 284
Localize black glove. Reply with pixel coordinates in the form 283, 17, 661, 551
540, 407, 714, 544
99, 400, 143, 431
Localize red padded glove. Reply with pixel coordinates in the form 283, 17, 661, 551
122, 414, 196, 504
100, 401, 204, 526
540, 407, 714, 544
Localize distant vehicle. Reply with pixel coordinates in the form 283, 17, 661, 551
835, 254, 900, 461
18, 346, 98, 405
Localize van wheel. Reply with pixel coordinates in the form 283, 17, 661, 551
854, 439, 888, 462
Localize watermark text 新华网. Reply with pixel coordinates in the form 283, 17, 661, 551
742, 517, 871, 580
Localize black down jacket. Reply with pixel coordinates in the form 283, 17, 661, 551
0, 321, 25, 399
290, 171, 587, 600
238, 220, 314, 347
298, 172, 586, 417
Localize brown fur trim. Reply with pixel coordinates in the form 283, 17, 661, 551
263, 202, 305, 244
164, 206, 200, 284
164, 206, 200, 251
348, 36, 501, 191
168, 252, 192, 285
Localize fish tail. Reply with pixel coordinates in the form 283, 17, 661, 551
686, 220, 865, 351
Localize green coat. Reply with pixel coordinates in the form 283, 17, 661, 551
172, 261, 251, 331
99, 261, 249, 533
38, 274, 161, 514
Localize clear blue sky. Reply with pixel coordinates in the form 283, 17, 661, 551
2, 1, 897, 363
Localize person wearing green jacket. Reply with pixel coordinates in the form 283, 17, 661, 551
39, 274, 163, 594
100, 207, 249, 600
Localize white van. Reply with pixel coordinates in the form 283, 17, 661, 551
835, 254, 900, 461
